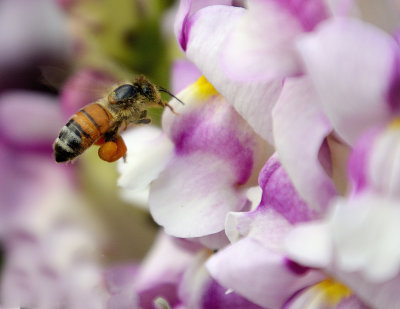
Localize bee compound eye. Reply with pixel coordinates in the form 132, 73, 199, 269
113, 84, 137, 102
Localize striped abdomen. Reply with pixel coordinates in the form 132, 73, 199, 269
54, 103, 113, 162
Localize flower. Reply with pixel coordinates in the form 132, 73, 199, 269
115, 0, 400, 307
119, 75, 272, 239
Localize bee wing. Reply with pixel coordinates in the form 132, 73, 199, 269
39, 65, 72, 91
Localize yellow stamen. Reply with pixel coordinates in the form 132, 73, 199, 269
191, 76, 219, 100
388, 118, 400, 130
314, 278, 352, 306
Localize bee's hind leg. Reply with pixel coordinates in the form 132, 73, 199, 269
98, 134, 127, 162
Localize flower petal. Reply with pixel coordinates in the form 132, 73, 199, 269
206, 238, 325, 308
133, 232, 195, 308
297, 17, 400, 145
272, 77, 337, 211
330, 194, 400, 282
221, 0, 328, 81
367, 123, 400, 198
171, 59, 202, 94
258, 154, 318, 223
151, 83, 270, 237
347, 127, 381, 194
174, 0, 234, 50
287, 193, 400, 283
185, 5, 283, 143
149, 152, 248, 237
118, 126, 174, 191
0, 91, 63, 152
179, 250, 264, 309
285, 222, 332, 268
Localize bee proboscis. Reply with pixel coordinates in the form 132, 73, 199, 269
53, 75, 182, 163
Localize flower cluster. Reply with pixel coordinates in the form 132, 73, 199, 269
117, 0, 400, 308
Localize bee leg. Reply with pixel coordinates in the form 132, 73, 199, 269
136, 118, 151, 124
160, 100, 179, 115
98, 135, 127, 162
94, 136, 106, 145
139, 110, 147, 118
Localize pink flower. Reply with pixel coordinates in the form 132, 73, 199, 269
119, 76, 272, 239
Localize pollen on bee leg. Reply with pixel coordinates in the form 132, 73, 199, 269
98, 135, 127, 162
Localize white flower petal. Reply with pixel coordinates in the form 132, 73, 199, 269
118, 126, 174, 191
297, 17, 399, 145
285, 222, 332, 268
272, 77, 337, 211
149, 152, 248, 237
185, 5, 283, 143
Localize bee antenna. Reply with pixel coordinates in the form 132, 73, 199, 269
158, 86, 185, 105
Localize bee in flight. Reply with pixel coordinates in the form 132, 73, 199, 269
54, 75, 181, 163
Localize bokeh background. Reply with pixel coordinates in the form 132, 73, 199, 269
0, 0, 182, 305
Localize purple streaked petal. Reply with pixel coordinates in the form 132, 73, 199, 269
185, 5, 283, 143
206, 238, 325, 308
174, 0, 234, 50
149, 152, 249, 237
272, 77, 337, 211
152, 88, 270, 237
164, 95, 268, 185
259, 154, 318, 223
0, 91, 63, 151
297, 17, 400, 145
221, 0, 328, 81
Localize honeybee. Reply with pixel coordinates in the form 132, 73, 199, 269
54, 75, 181, 163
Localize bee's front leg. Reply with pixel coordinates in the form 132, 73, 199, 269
136, 110, 151, 124
159, 100, 178, 115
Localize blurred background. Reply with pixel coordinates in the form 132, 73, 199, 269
0, 0, 183, 306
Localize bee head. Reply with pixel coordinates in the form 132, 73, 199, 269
108, 77, 162, 108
